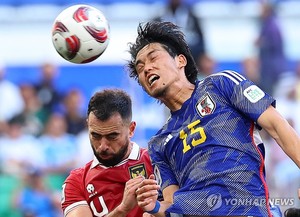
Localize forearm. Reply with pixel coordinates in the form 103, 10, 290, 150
147, 201, 172, 217
272, 121, 300, 168
149, 184, 178, 217
106, 175, 145, 217
258, 106, 300, 168
105, 203, 130, 217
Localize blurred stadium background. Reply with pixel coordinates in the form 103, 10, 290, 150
0, 0, 299, 216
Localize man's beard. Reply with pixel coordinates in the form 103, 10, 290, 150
92, 140, 130, 167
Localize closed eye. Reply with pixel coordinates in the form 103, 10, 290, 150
136, 63, 144, 75
106, 133, 119, 141
91, 132, 101, 140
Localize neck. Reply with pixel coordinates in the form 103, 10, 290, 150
161, 82, 195, 112
123, 142, 133, 160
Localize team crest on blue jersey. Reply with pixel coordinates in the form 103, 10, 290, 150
129, 164, 147, 178
196, 93, 216, 117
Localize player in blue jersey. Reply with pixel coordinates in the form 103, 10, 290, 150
126, 21, 300, 217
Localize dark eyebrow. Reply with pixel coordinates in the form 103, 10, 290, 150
135, 49, 158, 67
135, 59, 143, 67
91, 131, 119, 137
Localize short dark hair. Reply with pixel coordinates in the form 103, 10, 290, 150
127, 21, 198, 84
284, 208, 300, 217
87, 89, 132, 123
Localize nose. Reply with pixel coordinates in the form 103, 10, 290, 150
97, 139, 109, 152
144, 61, 153, 75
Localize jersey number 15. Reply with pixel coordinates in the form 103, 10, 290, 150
179, 119, 207, 153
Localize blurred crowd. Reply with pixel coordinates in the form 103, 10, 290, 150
0, 0, 299, 216
0, 62, 93, 217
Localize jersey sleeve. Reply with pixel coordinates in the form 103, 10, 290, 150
149, 134, 179, 191
61, 168, 88, 216
211, 70, 276, 122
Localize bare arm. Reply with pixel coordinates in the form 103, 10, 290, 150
65, 202, 131, 217
258, 106, 300, 168
66, 206, 93, 217
65, 199, 135, 217
67, 176, 145, 217
105, 175, 145, 217
136, 174, 179, 217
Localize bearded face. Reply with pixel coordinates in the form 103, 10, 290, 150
92, 139, 129, 167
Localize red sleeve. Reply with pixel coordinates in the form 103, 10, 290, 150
61, 168, 88, 216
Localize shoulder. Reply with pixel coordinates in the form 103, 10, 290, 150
67, 161, 93, 181
131, 142, 149, 155
136, 145, 151, 163
139, 146, 149, 155
203, 70, 247, 85
196, 70, 252, 100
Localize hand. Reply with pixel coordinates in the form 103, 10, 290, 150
119, 175, 145, 213
136, 174, 160, 212
143, 212, 155, 217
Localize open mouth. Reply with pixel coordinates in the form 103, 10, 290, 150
148, 74, 160, 86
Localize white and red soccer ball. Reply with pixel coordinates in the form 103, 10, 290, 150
52, 4, 110, 64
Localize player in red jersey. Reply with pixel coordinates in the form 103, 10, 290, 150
61, 89, 153, 217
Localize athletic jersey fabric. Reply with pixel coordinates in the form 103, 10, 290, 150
61, 142, 152, 217
149, 70, 276, 216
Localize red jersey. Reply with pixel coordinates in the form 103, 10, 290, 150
61, 143, 152, 217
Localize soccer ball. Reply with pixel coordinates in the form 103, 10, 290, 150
52, 4, 110, 64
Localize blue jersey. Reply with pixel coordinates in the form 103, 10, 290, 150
149, 70, 276, 216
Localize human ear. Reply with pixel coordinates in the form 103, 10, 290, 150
129, 121, 136, 138
176, 54, 187, 68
